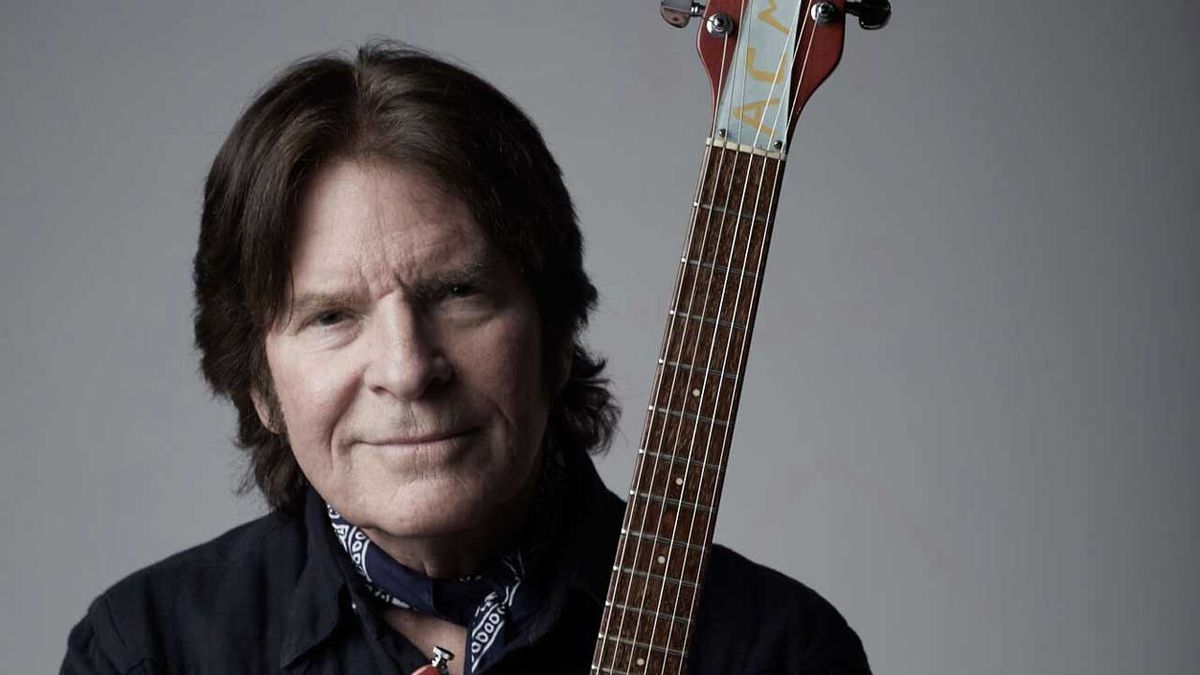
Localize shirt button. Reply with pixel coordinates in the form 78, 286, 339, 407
351, 601, 359, 612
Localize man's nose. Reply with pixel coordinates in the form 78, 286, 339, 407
362, 301, 453, 400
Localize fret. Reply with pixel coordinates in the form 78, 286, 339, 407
662, 316, 745, 374
692, 200, 771, 225
633, 449, 723, 508
674, 259, 756, 327
601, 549, 699, 650
668, 308, 747, 331
590, 658, 676, 672
604, 599, 695, 623
647, 405, 728, 427
591, 666, 638, 675
595, 599, 692, 653
615, 527, 707, 584
597, 611, 692, 661
620, 526, 708, 553
642, 412, 734, 463
591, 633, 688, 674
616, 534, 707, 583
639, 449, 723, 474
659, 358, 739, 382
685, 220, 764, 271
652, 365, 739, 423
680, 256, 758, 280
627, 490, 714, 514
688, 148, 780, 271
603, 555, 700, 616
592, 664, 682, 675
623, 486, 712, 545
591, 649, 684, 674
596, 634, 688, 657
611, 565, 699, 589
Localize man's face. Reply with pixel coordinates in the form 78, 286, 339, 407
257, 160, 551, 542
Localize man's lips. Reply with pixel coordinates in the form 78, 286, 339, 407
362, 428, 476, 446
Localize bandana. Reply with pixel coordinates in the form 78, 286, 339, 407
320, 451, 566, 674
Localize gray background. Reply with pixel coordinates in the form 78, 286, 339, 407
2, 1, 1197, 673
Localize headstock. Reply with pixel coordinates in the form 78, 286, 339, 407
661, 0, 891, 155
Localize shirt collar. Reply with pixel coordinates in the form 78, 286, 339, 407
279, 489, 353, 669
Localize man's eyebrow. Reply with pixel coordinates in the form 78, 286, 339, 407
285, 259, 499, 315
422, 260, 492, 287
287, 290, 363, 315
401, 260, 496, 304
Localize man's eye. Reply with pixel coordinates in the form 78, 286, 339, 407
311, 310, 348, 327
448, 284, 478, 298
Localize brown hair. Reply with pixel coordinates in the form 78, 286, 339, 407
194, 41, 618, 513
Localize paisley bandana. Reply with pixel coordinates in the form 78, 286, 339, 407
325, 505, 528, 673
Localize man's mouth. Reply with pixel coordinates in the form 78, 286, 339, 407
364, 428, 476, 447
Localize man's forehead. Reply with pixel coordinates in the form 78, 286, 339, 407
285, 160, 501, 295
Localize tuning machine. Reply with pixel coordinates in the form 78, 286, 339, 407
846, 0, 892, 30
660, 0, 705, 28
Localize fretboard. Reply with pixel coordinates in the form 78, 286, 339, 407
591, 139, 786, 674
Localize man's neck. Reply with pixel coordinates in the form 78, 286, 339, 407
361, 472, 539, 579
362, 526, 507, 579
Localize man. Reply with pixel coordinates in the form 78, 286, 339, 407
62, 42, 871, 674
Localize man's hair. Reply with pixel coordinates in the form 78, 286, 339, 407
194, 41, 618, 514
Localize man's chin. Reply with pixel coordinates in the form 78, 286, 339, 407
345, 483, 491, 538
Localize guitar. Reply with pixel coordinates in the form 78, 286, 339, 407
591, 1, 890, 672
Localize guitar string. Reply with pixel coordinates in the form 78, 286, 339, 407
613, 3, 816, 671
634, 98, 748, 674
647, 3, 813, 666
676, 2, 825, 658
592, 19, 736, 675
612, 3, 778, 668
598, 1, 823, 670
662, 0, 820, 662
642, 2, 811, 670
602, 41, 735, 675
642, 1, 815, 668
610, 24, 745, 675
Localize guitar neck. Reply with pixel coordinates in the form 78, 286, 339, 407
591, 139, 786, 673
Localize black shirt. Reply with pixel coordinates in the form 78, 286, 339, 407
61, 456, 871, 674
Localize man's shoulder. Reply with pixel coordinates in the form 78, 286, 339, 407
103, 509, 305, 606
63, 511, 308, 674
704, 543, 828, 610
695, 545, 872, 674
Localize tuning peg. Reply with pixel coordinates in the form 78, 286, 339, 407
845, 0, 891, 30
660, 0, 706, 28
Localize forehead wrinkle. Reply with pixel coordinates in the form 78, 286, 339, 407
290, 159, 496, 308
367, 176, 491, 294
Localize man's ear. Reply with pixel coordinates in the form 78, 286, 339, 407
250, 388, 279, 435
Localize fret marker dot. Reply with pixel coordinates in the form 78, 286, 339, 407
637, 658, 646, 666
656, 555, 666, 564
675, 477, 684, 486
691, 388, 701, 397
